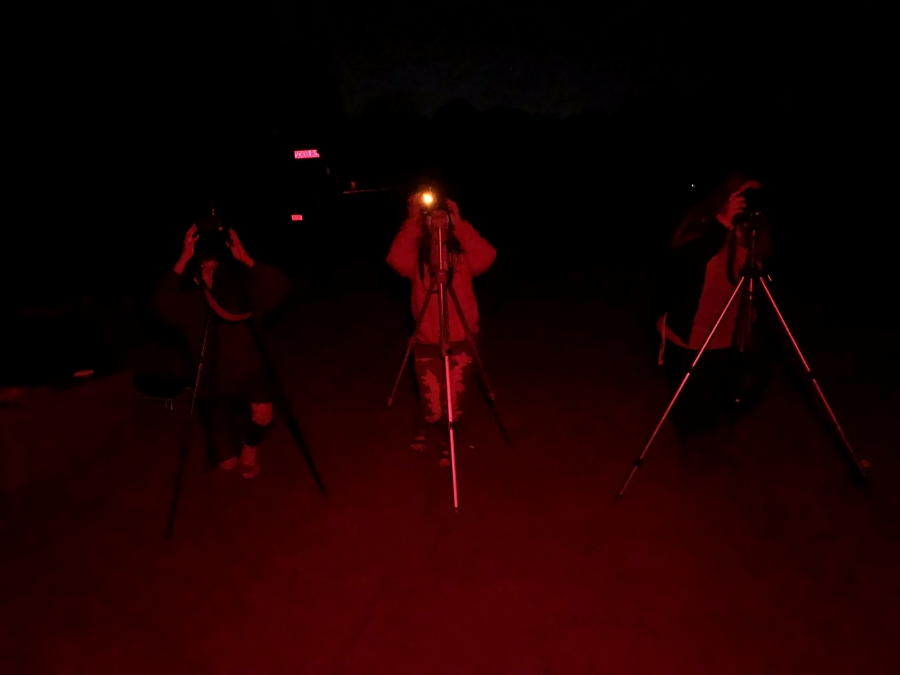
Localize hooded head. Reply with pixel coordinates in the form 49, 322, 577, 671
671, 173, 761, 247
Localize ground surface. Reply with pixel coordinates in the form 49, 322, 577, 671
1, 261, 898, 675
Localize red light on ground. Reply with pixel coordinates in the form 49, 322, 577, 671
294, 149, 320, 159
291, 214, 303, 221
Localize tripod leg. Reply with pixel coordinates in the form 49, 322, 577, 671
757, 277, 867, 478
280, 402, 328, 496
165, 442, 191, 539
388, 278, 439, 406
447, 286, 495, 399
166, 318, 211, 539
618, 277, 746, 498
248, 322, 328, 496
443, 352, 460, 510
446, 285, 511, 445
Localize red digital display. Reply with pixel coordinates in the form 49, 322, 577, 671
291, 214, 304, 221
294, 149, 320, 159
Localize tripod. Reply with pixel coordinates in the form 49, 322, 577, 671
617, 228, 868, 499
165, 313, 327, 539
387, 209, 508, 510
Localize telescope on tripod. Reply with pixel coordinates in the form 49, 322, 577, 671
387, 185, 508, 511
618, 196, 869, 499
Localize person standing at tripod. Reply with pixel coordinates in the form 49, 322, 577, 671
152, 212, 290, 478
387, 191, 496, 464
656, 174, 771, 442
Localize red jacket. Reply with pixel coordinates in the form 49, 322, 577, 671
387, 215, 496, 343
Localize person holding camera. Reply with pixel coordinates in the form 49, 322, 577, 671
656, 174, 771, 443
152, 212, 290, 478
387, 191, 496, 464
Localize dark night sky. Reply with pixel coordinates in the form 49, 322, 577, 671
13, 4, 883, 126
11, 2, 890, 164
1, 0, 896, 385
6, 3, 893, 302
213, 3, 887, 120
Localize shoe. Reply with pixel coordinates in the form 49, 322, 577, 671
411, 428, 427, 452
239, 445, 260, 479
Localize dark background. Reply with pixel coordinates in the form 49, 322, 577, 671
3, 2, 894, 384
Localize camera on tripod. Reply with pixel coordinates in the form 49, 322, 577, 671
194, 213, 232, 261
735, 187, 767, 232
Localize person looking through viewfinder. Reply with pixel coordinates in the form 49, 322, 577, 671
656, 174, 772, 450
387, 190, 496, 466
152, 204, 290, 478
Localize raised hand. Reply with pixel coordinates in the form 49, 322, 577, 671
445, 198, 461, 220
174, 224, 199, 274
182, 224, 199, 258
717, 180, 761, 230
226, 228, 255, 267
407, 192, 423, 219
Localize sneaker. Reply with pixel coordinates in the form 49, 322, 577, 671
219, 457, 238, 471
239, 445, 260, 479
411, 428, 427, 452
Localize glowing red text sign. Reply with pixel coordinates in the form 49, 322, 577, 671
294, 149, 320, 159
291, 214, 303, 221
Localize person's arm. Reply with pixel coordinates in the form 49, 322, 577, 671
152, 225, 199, 328
386, 217, 422, 279
173, 224, 199, 274
222, 228, 290, 316
225, 228, 255, 268
673, 217, 728, 266
250, 263, 292, 316
446, 200, 496, 276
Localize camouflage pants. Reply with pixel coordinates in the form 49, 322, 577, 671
412, 341, 475, 424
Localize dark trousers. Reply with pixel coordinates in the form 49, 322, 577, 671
663, 341, 744, 441
196, 375, 273, 466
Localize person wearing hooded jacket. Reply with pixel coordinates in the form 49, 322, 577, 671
387, 192, 496, 464
152, 218, 290, 478
656, 174, 771, 441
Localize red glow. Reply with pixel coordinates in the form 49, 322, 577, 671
291, 214, 303, 221
294, 149, 320, 159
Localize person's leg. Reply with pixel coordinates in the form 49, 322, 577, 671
413, 343, 458, 465
198, 399, 240, 470
428, 341, 477, 468
663, 342, 699, 442
694, 349, 730, 434
224, 375, 274, 479
412, 343, 443, 425
448, 341, 474, 423
664, 342, 729, 444
236, 401, 273, 478
196, 400, 217, 469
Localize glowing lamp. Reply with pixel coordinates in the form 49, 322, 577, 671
421, 192, 435, 207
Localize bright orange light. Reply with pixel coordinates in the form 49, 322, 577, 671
422, 192, 435, 206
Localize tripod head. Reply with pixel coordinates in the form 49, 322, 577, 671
736, 209, 772, 280
417, 185, 455, 226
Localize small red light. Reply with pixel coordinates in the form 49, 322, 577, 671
291, 214, 303, 221
294, 149, 320, 159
